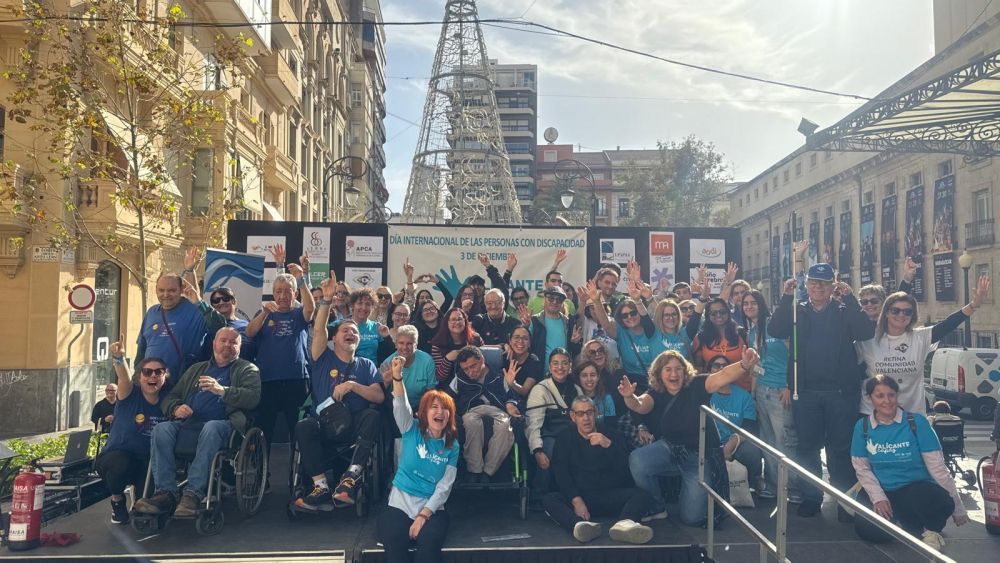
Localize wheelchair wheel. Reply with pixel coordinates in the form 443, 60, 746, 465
235, 428, 268, 516
519, 486, 529, 520
195, 507, 225, 536
131, 513, 165, 535
355, 485, 368, 518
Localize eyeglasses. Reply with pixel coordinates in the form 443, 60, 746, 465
211, 294, 234, 305
571, 410, 596, 418
680, 305, 695, 313
708, 309, 729, 318
888, 306, 914, 318
141, 367, 166, 377
859, 298, 882, 306
422, 307, 438, 314
620, 310, 639, 318
586, 348, 606, 357
378, 294, 391, 301
392, 312, 410, 319
335, 291, 349, 298
663, 312, 680, 319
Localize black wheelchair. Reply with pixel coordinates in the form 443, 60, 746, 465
931, 416, 978, 489
131, 422, 268, 536
285, 409, 383, 520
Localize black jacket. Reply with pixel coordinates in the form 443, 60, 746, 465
528, 312, 580, 360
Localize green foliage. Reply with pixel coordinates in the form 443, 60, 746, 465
0, 433, 102, 497
616, 136, 731, 228
530, 177, 590, 226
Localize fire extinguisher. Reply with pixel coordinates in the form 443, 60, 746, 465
980, 450, 1000, 536
7, 459, 45, 551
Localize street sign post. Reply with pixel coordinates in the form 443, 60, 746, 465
67, 283, 96, 311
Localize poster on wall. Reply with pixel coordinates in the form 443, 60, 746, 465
648, 231, 675, 293
689, 238, 726, 266
688, 267, 727, 294
344, 267, 383, 289
839, 211, 853, 285
859, 203, 876, 285
880, 195, 897, 292
771, 235, 782, 304
782, 230, 791, 281
246, 235, 285, 298
345, 235, 385, 263
904, 185, 926, 300
203, 248, 265, 320
793, 223, 804, 243
601, 238, 637, 291
823, 216, 835, 265
808, 221, 820, 265
303, 226, 331, 287
387, 226, 588, 301
933, 175, 956, 301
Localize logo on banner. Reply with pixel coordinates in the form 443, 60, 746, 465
600, 239, 635, 264
346, 236, 384, 262
650, 234, 674, 256
690, 239, 725, 263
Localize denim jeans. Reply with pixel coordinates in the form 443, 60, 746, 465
753, 384, 801, 497
629, 439, 717, 526
151, 419, 232, 500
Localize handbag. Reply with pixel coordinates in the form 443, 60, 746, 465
318, 360, 357, 442
726, 459, 754, 508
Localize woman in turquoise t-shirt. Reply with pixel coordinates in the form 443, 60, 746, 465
741, 289, 797, 500
652, 299, 692, 359
586, 280, 665, 385
850, 374, 967, 550
574, 359, 616, 423
378, 357, 461, 563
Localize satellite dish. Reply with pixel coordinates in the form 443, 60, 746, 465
543, 127, 559, 143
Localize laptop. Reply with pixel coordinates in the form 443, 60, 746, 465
40, 430, 93, 483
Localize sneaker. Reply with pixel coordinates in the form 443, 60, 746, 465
797, 499, 821, 517
609, 519, 653, 544
787, 492, 804, 504
295, 484, 335, 511
333, 469, 361, 505
572, 521, 602, 543
172, 491, 200, 518
641, 509, 669, 523
110, 499, 129, 524
921, 529, 945, 551
757, 489, 777, 500
133, 491, 176, 515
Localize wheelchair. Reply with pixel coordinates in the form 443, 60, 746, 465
931, 416, 978, 489
285, 411, 383, 520
131, 422, 268, 536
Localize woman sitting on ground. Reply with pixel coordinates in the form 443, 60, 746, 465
851, 374, 968, 551
525, 348, 583, 495
94, 340, 168, 525
378, 357, 460, 563
622, 348, 760, 527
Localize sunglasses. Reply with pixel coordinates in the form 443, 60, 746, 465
335, 291, 349, 297
586, 348, 606, 356
680, 305, 695, 313
859, 298, 882, 306
708, 309, 729, 317
887, 306, 914, 318
211, 294, 234, 305
620, 310, 639, 318
141, 367, 167, 377
378, 294, 391, 300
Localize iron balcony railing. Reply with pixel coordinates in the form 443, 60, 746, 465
965, 218, 995, 247
698, 405, 956, 563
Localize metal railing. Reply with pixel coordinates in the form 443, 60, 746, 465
697, 405, 956, 563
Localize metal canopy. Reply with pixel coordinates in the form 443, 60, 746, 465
808, 48, 1000, 158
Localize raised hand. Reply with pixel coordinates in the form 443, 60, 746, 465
640, 282, 654, 301
436, 265, 463, 297
403, 258, 414, 281
554, 249, 568, 267
585, 280, 601, 303
570, 324, 583, 344
783, 278, 796, 296
263, 301, 280, 313
477, 253, 491, 268
697, 264, 708, 286
627, 278, 642, 300
833, 280, 852, 297
110, 336, 125, 358
287, 262, 304, 279
793, 240, 808, 260
391, 355, 405, 379
740, 347, 761, 373
414, 273, 436, 284
271, 243, 286, 266
517, 303, 531, 326
377, 323, 390, 338
618, 375, 637, 399
506, 252, 518, 272
320, 272, 337, 301
902, 256, 918, 282
971, 275, 991, 308
503, 358, 521, 386
181, 278, 200, 304
724, 262, 739, 284
299, 255, 310, 274
183, 246, 201, 270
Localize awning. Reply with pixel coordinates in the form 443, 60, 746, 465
262, 200, 283, 221
808, 48, 1000, 158
99, 110, 183, 198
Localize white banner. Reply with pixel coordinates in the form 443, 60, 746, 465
203, 248, 264, 320
600, 238, 637, 291
246, 235, 285, 261
346, 235, 384, 262
649, 231, 676, 292
689, 238, 726, 265
387, 226, 587, 301
303, 226, 331, 286
689, 267, 726, 295
345, 267, 383, 289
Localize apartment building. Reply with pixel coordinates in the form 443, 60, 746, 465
491, 61, 538, 219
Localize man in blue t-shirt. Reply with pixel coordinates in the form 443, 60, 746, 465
294, 273, 385, 511
135, 327, 261, 518
709, 362, 763, 489
524, 286, 579, 363
136, 272, 209, 392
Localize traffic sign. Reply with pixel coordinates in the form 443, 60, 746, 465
69, 311, 94, 324
68, 283, 96, 311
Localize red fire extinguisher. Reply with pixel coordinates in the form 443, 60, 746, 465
980, 450, 1000, 536
7, 460, 45, 551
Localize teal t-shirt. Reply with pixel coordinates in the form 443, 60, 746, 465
748, 325, 788, 389
393, 423, 460, 499
543, 316, 567, 363
710, 386, 756, 442
657, 329, 691, 358
616, 323, 666, 379
850, 411, 941, 492
355, 319, 380, 363
383, 350, 437, 409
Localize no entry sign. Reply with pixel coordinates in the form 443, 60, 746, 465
68, 283, 96, 311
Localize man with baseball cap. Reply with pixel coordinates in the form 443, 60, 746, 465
769, 258, 873, 519
520, 285, 580, 363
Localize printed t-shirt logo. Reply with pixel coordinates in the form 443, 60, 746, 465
894, 343, 909, 353
866, 439, 910, 456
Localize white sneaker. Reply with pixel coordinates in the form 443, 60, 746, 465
609, 519, 653, 544
641, 509, 668, 523
921, 529, 946, 551
573, 521, 602, 543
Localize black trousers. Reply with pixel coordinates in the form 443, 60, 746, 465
855, 481, 954, 540
257, 379, 310, 450
543, 487, 653, 532
377, 505, 450, 563
295, 408, 381, 477
95, 449, 148, 496
792, 389, 858, 503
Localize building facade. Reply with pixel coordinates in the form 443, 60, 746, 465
730, 5, 1000, 344
491, 61, 538, 219
0, 0, 385, 436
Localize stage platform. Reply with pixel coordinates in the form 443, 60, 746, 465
3, 444, 997, 562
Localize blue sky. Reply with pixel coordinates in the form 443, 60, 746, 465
379, 0, 936, 210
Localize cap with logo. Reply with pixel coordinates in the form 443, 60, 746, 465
806, 263, 835, 282
542, 286, 567, 300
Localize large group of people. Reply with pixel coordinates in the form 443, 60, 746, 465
88, 242, 986, 558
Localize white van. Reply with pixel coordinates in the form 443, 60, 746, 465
929, 347, 1000, 420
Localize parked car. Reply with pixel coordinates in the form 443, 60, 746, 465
929, 347, 1000, 420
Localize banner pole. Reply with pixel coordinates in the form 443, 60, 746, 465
791, 211, 799, 402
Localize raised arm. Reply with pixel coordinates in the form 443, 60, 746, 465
933, 275, 990, 343
705, 348, 759, 394
618, 375, 654, 415
312, 273, 336, 361
768, 279, 796, 338
109, 337, 134, 400
586, 280, 616, 339
288, 256, 314, 323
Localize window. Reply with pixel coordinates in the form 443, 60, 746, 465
543, 149, 557, 162
795, 162, 802, 176
772, 176, 778, 188
191, 149, 213, 214
522, 71, 535, 84
763, 184, 768, 195
884, 181, 896, 197
595, 197, 608, 217
783, 170, 790, 183
754, 187, 759, 200
351, 89, 362, 107
617, 197, 630, 218
811, 211, 818, 222
974, 189, 992, 221
938, 159, 953, 178
863, 191, 874, 205
755, 233, 761, 243
288, 120, 298, 160
505, 142, 530, 154
510, 164, 531, 177
746, 193, 750, 204
515, 183, 534, 200
738, 199, 743, 209
810, 153, 818, 168
203, 54, 224, 90
842, 200, 851, 212
746, 236, 751, 246
826, 205, 833, 218
909, 171, 923, 187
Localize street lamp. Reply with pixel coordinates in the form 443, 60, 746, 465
321, 155, 368, 222
554, 158, 597, 226
959, 249, 973, 348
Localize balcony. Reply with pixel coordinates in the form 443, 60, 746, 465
0, 0, 24, 33
260, 51, 298, 106
966, 218, 995, 247
203, 0, 271, 55
270, 0, 300, 49
263, 145, 296, 193
75, 180, 179, 242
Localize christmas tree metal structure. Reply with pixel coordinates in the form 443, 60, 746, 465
400, 0, 522, 225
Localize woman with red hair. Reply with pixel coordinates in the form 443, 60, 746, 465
378, 356, 460, 563
430, 308, 483, 384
